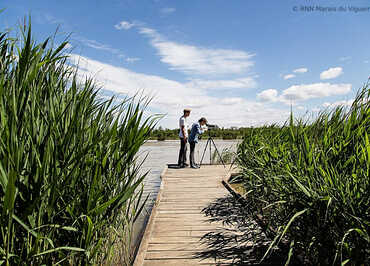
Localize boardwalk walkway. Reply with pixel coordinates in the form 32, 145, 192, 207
134, 165, 233, 266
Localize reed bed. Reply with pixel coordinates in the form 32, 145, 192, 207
236, 84, 369, 265
0, 20, 158, 265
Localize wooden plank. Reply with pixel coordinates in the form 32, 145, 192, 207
151, 230, 209, 237
145, 250, 203, 259
142, 259, 231, 266
152, 225, 218, 232
147, 242, 209, 251
133, 165, 235, 266
149, 236, 202, 243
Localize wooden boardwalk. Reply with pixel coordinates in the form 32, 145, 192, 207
134, 165, 233, 266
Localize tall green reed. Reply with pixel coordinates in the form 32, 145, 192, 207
236, 84, 369, 265
0, 19, 158, 265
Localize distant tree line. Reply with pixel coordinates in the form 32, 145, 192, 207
150, 126, 256, 141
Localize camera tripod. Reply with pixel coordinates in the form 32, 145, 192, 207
199, 136, 225, 167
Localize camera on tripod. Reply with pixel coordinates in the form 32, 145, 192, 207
203, 124, 219, 137
199, 123, 225, 167
206, 123, 218, 129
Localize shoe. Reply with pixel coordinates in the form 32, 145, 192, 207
184, 163, 189, 166
190, 165, 199, 169
179, 164, 186, 168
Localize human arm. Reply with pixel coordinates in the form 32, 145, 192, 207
197, 123, 206, 135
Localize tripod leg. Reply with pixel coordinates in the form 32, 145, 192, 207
210, 138, 226, 167
199, 138, 210, 166
209, 138, 212, 164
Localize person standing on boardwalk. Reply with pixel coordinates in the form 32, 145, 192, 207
178, 108, 191, 168
188, 117, 207, 168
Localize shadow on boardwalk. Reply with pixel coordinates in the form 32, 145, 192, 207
193, 195, 299, 265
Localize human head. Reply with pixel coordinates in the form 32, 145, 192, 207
183, 108, 191, 117
198, 117, 207, 126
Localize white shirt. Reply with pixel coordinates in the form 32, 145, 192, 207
178, 116, 189, 138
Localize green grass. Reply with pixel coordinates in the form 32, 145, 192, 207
0, 19, 158, 265
236, 84, 369, 265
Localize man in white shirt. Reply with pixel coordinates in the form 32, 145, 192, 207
178, 108, 191, 168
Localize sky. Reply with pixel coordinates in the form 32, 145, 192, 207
1, 0, 370, 128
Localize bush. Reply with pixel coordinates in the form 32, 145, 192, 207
0, 20, 157, 264
236, 85, 370, 265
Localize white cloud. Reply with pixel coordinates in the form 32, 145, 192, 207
257, 83, 351, 104
281, 83, 351, 101
364, 60, 369, 64
126, 57, 140, 63
69, 54, 288, 127
257, 89, 278, 102
114, 21, 136, 30
76, 37, 125, 57
160, 7, 176, 14
283, 74, 295, 80
322, 99, 354, 108
320, 67, 343, 80
293, 68, 308, 73
220, 97, 245, 105
138, 27, 255, 76
186, 77, 257, 90
283, 68, 307, 80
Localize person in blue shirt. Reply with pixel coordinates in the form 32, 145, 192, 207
188, 117, 207, 168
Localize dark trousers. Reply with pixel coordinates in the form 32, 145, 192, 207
178, 138, 187, 166
189, 141, 196, 166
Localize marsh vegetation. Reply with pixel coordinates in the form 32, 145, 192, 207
0, 19, 158, 265
233, 85, 369, 264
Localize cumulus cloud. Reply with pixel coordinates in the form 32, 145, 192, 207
320, 67, 343, 80
186, 77, 257, 90
281, 83, 351, 101
257, 83, 351, 104
114, 21, 136, 30
293, 68, 308, 73
257, 89, 278, 102
283, 74, 295, 80
138, 27, 255, 76
220, 97, 245, 105
69, 54, 288, 127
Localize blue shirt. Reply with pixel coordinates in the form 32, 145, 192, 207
188, 123, 204, 143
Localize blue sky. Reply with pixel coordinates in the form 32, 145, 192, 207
1, 0, 370, 128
